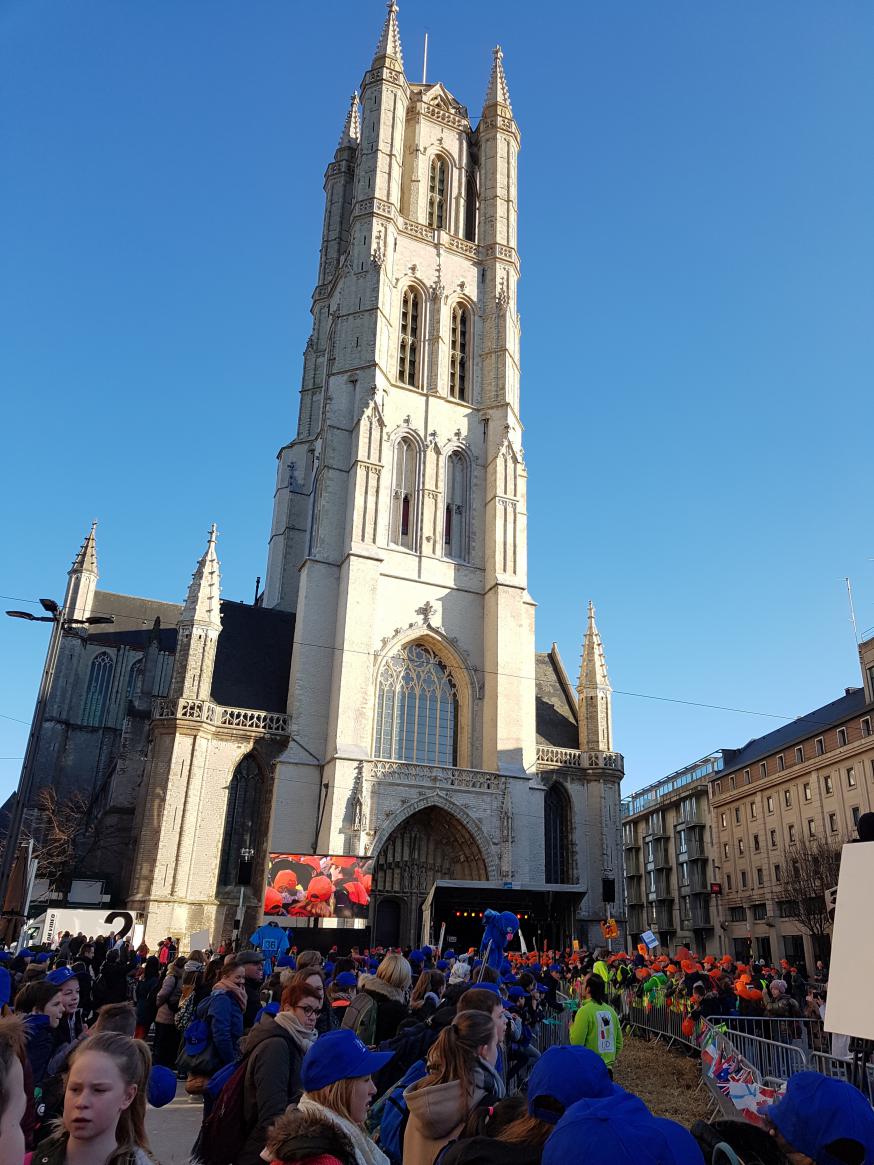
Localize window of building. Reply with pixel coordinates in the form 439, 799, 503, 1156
726, 873, 733, 891
374, 642, 458, 765
788, 823, 796, 843
390, 437, 420, 549
443, 451, 469, 561
743, 769, 751, 785
770, 828, 777, 847
646, 839, 654, 862
862, 717, 872, 738
218, 754, 263, 886
740, 869, 748, 888
807, 818, 816, 837
721, 812, 727, 829
723, 842, 729, 859
823, 774, 833, 795
774, 863, 782, 883
847, 767, 857, 789
759, 762, 767, 779
82, 652, 114, 727
428, 156, 448, 229
730, 775, 736, 790
729, 906, 746, 922
756, 867, 764, 886
398, 287, 421, 385
803, 782, 812, 802
795, 745, 804, 763
766, 795, 774, 814
679, 861, 689, 885
714, 780, 721, 794
784, 789, 792, 807
738, 839, 745, 855
777, 754, 785, 772
852, 806, 861, 829
752, 902, 767, 921
544, 782, 573, 884
753, 833, 760, 852
815, 737, 825, 757
677, 828, 687, 853
828, 812, 838, 833
750, 801, 757, 819
648, 870, 656, 895
126, 659, 143, 702
449, 304, 469, 401
777, 898, 797, 918
837, 727, 848, 747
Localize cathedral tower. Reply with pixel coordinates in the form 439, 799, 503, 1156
263, 5, 540, 940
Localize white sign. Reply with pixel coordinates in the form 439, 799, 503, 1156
641, 929, 659, 950
824, 843, 874, 1041
188, 929, 209, 953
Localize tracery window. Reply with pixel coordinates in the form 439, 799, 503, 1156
390, 437, 419, 550
218, 754, 263, 886
375, 643, 458, 766
398, 287, 421, 386
82, 652, 114, 727
428, 157, 447, 229
126, 659, 143, 702
544, 782, 573, 884
449, 304, 469, 401
443, 451, 469, 562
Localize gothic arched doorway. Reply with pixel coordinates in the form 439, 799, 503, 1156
372, 805, 488, 946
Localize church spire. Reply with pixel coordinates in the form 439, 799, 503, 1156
64, 521, 99, 622
180, 523, 222, 632
70, 521, 98, 577
338, 92, 360, 149
577, 601, 613, 752
482, 44, 513, 116
372, 0, 404, 70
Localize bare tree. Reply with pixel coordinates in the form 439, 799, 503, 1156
26, 787, 128, 891
777, 835, 843, 945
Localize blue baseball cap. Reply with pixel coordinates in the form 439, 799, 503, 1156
768, 1072, 874, 1165
422, 946, 433, 958
147, 1066, 177, 1108
409, 950, 424, 964
46, 966, 78, 986
436, 960, 449, 971
335, 971, 357, 988
444, 950, 455, 960
300, 1029, 394, 1092
528, 1047, 621, 1122
543, 1093, 703, 1165
277, 955, 296, 969
471, 980, 501, 997
508, 986, 526, 1001
35, 952, 51, 964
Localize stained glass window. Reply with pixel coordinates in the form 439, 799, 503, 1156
375, 643, 458, 766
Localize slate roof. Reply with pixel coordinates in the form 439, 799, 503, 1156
85, 590, 182, 651
211, 601, 295, 714
721, 687, 870, 775
534, 648, 579, 749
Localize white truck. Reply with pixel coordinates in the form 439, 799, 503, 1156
20, 907, 145, 951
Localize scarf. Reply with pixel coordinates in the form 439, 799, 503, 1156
297, 1095, 388, 1165
273, 1010, 319, 1055
471, 1056, 506, 1102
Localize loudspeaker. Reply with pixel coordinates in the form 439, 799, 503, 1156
602, 877, 615, 905
237, 856, 254, 886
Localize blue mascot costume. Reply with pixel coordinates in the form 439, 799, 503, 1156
480, 908, 520, 971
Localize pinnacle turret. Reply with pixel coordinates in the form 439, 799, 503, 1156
180, 524, 222, 632
373, 0, 404, 70
578, 601, 613, 752
482, 44, 513, 115
338, 92, 360, 149
70, 521, 98, 578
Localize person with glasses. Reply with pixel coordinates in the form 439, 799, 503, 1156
235, 981, 323, 1165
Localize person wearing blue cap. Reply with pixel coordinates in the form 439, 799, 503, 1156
765, 1071, 874, 1165
263, 1029, 394, 1165
330, 971, 360, 1019
543, 1090, 703, 1165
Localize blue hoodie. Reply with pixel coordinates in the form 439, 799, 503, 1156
23, 1014, 56, 1084
200, 990, 244, 1067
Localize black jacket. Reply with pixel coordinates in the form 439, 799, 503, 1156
237, 1016, 307, 1165
442, 1137, 544, 1165
263, 1108, 358, 1165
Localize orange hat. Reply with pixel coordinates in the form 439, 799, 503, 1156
636, 967, 651, 980
682, 1016, 696, 1037
666, 964, 678, 974
264, 886, 283, 914
273, 869, 298, 892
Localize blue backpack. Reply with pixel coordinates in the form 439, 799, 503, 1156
368, 1059, 428, 1165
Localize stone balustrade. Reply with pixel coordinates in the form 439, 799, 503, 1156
536, 745, 624, 771
367, 758, 505, 793
152, 697, 289, 736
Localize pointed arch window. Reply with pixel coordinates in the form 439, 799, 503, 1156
398, 287, 421, 386
390, 437, 419, 550
464, 173, 478, 242
375, 643, 458, 766
82, 652, 114, 727
428, 156, 448, 229
449, 304, 469, 401
443, 451, 469, 562
218, 754, 264, 886
544, 781, 573, 884
126, 659, 143, 703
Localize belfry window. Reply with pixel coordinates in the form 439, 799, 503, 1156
218, 754, 263, 886
398, 287, 421, 386
375, 642, 458, 766
428, 157, 447, 230
443, 451, 469, 562
82, 652, 114, 727
449, 304, 469, 401
390, 437, 419, 550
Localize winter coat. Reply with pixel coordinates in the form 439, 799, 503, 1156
203, 988, 244, 1067
441, 1138, 544, 1165
236, 1015, 307, 1165
94, 959, 129, 1006
260, 1107, 357, 1165
28, 1136, 154, 1165
155, 971, 183, 1026
23, 1015, 56, 1085
244, 976, 263, 1030
357, 974, 410, 1044
135, 974, 161, 1026
403, 1065, 501, 1165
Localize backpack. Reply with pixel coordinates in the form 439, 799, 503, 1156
174, 987, 198, 1032
341, 990, 377, 1045
367, 1059, 428, 1165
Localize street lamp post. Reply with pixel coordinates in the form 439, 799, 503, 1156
0, 601, 114, 904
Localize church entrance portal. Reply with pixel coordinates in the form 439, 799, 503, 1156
371, 806, 488, 947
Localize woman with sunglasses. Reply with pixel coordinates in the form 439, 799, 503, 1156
236, 981, 323, 1165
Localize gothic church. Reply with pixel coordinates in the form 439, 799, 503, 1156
8, 5, 625, 949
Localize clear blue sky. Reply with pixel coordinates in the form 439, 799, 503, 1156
2, 1, 873, 805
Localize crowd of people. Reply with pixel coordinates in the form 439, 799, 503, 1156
0, 931, 871, 1165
